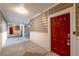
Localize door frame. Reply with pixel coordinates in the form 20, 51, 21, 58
48, 5, 76, 56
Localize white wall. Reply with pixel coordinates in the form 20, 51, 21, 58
0, 33, 2, 51
0, 9, 8, 47
2, 19, 7, 47
0, 10, 3, 51
76, 37, 79, 56
30, 32, 50, 51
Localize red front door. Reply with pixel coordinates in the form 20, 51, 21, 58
51, 13, 70, 56
9, 27, 13, 34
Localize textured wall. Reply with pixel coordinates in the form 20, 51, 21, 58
49, 3, 73, 15
30, 12, 49, 50
76, 4, 79, 36
31, 12, 48, 32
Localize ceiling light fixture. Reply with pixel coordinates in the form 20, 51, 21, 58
16, 7, 28, 14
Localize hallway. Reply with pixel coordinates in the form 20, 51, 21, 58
0, 3, 79, 56
0, 40, 58, 56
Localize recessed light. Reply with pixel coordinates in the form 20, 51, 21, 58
16, 7, 28, 14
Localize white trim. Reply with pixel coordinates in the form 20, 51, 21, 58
48, 6, 76, 56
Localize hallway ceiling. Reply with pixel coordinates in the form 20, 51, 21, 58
0, 3, 54, 24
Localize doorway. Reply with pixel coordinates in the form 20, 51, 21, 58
9, 27, 13, 34
51, 13, 70, 56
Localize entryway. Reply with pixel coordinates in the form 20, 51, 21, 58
51, 13, 70, 56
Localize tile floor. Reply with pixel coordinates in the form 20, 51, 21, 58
4, 37, 29, 47
0, 39, 58, 56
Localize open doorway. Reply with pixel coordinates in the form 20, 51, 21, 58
8, 23, 22, 37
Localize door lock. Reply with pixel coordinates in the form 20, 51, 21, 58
67, 34, 70, 38
67, 34, 70, 46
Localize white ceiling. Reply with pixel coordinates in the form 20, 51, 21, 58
0, 3, 54, 24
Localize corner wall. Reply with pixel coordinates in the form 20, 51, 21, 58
0, 9, 8, 47
0, 12, 2, 51
2, 19, 7, 47
0, 10, 3, 51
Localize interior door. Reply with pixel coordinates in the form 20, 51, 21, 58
51, 13, 70, 56
9, 27, 13, 34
